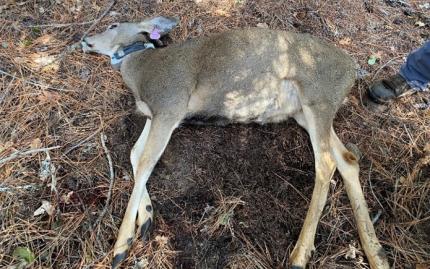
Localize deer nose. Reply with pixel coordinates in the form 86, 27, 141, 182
82, 37, 93, 48
81, 38, 93, 52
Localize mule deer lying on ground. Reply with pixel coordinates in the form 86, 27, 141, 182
81, 16, 389, 269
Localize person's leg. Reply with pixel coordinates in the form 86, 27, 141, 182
400, 40, 430, 91
369, 41, 430, 103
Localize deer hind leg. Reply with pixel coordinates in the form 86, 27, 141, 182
290, 108, 336, 268
330, 128, 389, 269
112, 116, 180, 269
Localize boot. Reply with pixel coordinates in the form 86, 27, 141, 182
368, 73, 411, 103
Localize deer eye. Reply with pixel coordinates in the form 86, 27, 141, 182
108, 24, 118, 30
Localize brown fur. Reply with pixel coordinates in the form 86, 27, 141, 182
343, 151, 358, 165
121, 28, 356, 122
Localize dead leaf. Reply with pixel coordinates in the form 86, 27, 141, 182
214, 9, 229, 16
33, 200, 54, 216
61, 191, 74, 204
384, 25, 394, 30
37, 91, 61, 103
339, 37, 351, 45
155, 235, 169, 246
30, 138, 42, 149
33, 34, 56, 46
293, 11, 306, 20
39, 153, 51, 181
416, 263, 430, 269
134, 258, 149, 269
0, 0, 15, 13
344, 243, 358, 259
13, 57, 26, 64
29, 53, 59, 72
324, 18, 339, 36
256, 22, 269, 28
375, 51, 384, 58
424, 143, 430, 153
0, 141, 14, 153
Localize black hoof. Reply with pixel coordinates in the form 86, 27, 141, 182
140, 218, 152, 240
112, 252, 126, 269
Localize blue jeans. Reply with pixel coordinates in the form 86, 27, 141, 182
399, 40, 430, 91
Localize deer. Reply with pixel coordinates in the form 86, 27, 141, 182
81, 16, 389, 269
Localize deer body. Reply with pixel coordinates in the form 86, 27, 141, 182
122, 29, 354, 125
82, 17, 389, 269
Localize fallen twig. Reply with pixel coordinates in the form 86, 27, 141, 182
29, 20, 96, 28
0, 146, 61, 166
372, 209, 383, 224
101, 133, 115, 183
95, 133, 115, 234
63, 127, 102, 155
0, 76, 15, 105
0, 184, 40, 193
371, 55, 405, 80
55, 0, 117, 63
0, 69, 67, 91
274, 172, 310, 203
80, 0, 117, 42
45, 151, 57, 193
367, 162, 385, 210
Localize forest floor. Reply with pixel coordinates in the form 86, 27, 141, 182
1, 0, 429, 268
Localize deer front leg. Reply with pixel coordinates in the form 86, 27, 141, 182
129, 118, 154, 240
136, 190, 153, 239
112, 116, 180, 269
330, 128, 389, 269
290, 110, 336, 268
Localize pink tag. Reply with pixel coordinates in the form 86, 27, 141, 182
150, 28, 161, 40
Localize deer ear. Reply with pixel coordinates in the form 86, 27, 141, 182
139, 17, 179, 36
